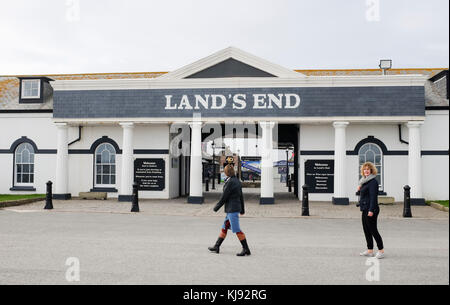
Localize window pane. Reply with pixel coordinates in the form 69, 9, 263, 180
101, 150, 109, 163
359, 144, 369, 154
22, 174, 29, 183
17, 174, 22, 183
111, 165, 115, 174
375, 155, 381, 164
110, 154, 115, 163
23, 164, 29, 173
30, 174, 34, 183
30, 153, 34, 163
111, 176, 116, 184
376, 166, 381, 174
22, 150, 30, 163
106, 145, 115, 153
103, 165, 110, 174
17, 164, 22, 173
359, 155, 365, 164
103, 175, 110, 184
366, 151, 375, 162
96, 155, 102, 163
30, 164, 34, 173
96, 175, 102, 184
96, 165, 102, 174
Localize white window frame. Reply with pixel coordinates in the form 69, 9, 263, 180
14, 143, 35, 187
358, 143, 383, 191
21, 79, 41, 99
94, 143, 116, 187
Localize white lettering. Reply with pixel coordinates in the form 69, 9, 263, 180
178, 95, 193, 110
194, 94, 209, 110
164, 95, 177, 110
253, 94, 267, 109
285, 94, 301, 109
211, 95, 226, 109
267, 94, 283, 109
232, 94, 246, 109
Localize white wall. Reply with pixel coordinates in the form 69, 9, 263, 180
0, 114, 56, 194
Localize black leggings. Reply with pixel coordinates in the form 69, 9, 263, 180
362, 209, 384, 250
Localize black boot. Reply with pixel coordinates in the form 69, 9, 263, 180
236, 239, 251, 256
208, 237, 224, 253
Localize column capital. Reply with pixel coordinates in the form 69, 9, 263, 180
332, 121, 349, 128
55, 122, 68, 128
406, 121, 424, 128
119, 122, 135, 128
188, 121, 203, 128
259, 121, 275, 129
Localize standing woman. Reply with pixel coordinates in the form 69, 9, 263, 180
358, 162, 385, 259
208, 164, 251, 256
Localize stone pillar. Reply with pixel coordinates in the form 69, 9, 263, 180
407, 121, 425, 205
259, 121, 275, 204
332, 122, 349, 205
187, 121, 204, 204
54, 123, 71, 199
119, 122, 134, 202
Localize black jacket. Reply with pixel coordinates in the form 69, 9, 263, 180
359, 178, 379, 212
213, 176, 245, 214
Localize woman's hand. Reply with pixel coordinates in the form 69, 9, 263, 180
368, 211, 374, 217
357, 185, 361, 191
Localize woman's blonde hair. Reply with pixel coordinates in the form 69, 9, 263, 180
360, 162, 378, 176
224, 164, 235, 177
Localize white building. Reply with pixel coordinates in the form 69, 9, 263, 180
0, 47, 448, 204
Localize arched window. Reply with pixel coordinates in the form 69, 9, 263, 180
95, 143, 116, 186
15, 143, 35, 185
358, 143, 383, 191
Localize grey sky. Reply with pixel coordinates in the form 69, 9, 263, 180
0, 0, 448, 75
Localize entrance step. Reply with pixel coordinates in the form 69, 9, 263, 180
79, 192, 107, 200
378, 196, 395, 205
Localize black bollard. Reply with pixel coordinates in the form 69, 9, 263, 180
131, 182, 140, 212
302, 184, 310, 216
403, 185, 412, 218
288, 178, 292, 193
205, 176, 209, 192
44, 181, 53, 210
217, 173, 221, 185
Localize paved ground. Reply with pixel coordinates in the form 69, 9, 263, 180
4, 191, 448, 220
0, 196, 448, 285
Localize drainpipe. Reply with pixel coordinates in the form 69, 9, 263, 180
398, 124, 408, 145
68, 126, 82, 146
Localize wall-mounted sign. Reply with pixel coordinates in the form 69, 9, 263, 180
305, 160, 334, 193
134, 158, 165, 191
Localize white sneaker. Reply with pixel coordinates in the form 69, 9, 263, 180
375, 252, 385, 259
360, 250, 374, 257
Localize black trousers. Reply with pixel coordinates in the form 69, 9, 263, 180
361, 209, 384, 250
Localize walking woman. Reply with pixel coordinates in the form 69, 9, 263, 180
208, 164, 251, 256
358, 162, 385, 259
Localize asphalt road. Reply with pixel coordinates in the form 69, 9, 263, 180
0, 209, 448, 285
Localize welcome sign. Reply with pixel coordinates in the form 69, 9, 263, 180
53, 86, 425, 118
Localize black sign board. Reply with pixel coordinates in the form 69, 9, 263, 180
304, 160, 334, 193
134, 158, 165, 191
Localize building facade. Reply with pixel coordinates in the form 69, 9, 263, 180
0, 47, 448, 204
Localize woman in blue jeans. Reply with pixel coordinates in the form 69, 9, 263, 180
208, 164, 251, 256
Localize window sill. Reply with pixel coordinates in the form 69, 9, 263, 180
10, 186, 36, 191
90, 187, 118, 193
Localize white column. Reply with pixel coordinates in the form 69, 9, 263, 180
259, 121, 275, 204
333, 122, 349, 205
55, 123, 70, 199
188, 121, 203, 203
119, 122, 134, 201
407, 121, 424, 204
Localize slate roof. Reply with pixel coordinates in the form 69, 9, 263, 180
0, 69, 447, 110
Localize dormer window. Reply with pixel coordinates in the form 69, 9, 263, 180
21, 79, 41, 98
18, 76, 53, 104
